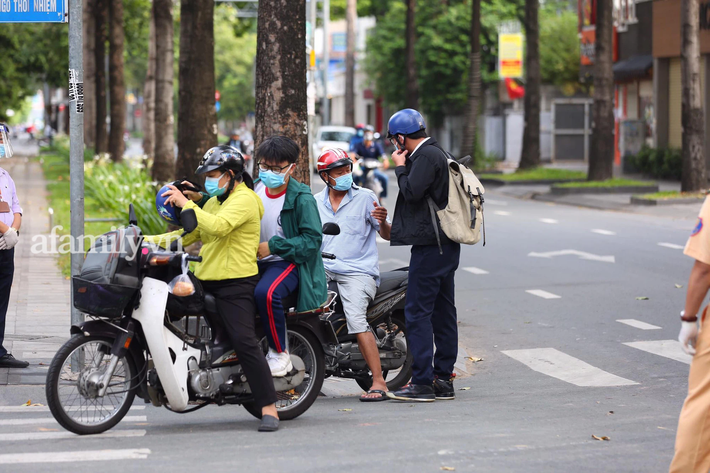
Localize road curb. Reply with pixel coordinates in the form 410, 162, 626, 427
480, 178, 586, 187
550, 184, 659, 195
630, 196, 705, 206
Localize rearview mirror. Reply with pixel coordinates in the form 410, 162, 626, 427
128, 204, 138, 226
181, 208, 198, 233
322, 222, 340, 236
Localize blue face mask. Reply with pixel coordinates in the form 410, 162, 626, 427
332, 173, 353, 191
204, 173, 227, 197
260, 167, 291, 189
0, 146, 5, 158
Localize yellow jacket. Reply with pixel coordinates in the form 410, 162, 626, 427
145, 182, 264, 281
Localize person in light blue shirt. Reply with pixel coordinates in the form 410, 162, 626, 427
315, 148, 391, 402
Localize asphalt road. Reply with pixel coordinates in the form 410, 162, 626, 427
0, 175, 702, 472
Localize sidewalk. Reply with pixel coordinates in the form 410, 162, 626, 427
0, 151, 71, 386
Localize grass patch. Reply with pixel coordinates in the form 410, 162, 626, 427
479, 168, 587, 182
555, 178, 655, 189
634, 190, 706, 200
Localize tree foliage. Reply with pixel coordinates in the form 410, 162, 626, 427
539, 8, 583, 95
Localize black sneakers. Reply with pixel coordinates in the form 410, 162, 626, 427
386, 383, 436, 402
0, 354, 29, 369
433, 377, 455, 400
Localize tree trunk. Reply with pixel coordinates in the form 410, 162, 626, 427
405, 0, 419, 110
83, 0, 96, 149
345, 0, 356, 127
255, 0, 310, 185
152, 0, 175, 183
588, 0, 614, 181
176, 0, 217, 179
461, 0, 481, 162
95, 0, 108, 154
681, 0, 707, 191
142, 3, 156, 160
518, 0, 541, 170
108, 0, 126, 162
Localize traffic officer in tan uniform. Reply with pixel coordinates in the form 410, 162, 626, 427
671, 194, 710, 472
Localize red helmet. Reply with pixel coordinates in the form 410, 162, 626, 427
356, 123, 366, 130
317, 148, 352, 183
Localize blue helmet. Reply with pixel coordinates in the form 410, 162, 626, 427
387, 109, 426, 137
155, 184, 181, 226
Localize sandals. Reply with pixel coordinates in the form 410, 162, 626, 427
359, 389, 389, 402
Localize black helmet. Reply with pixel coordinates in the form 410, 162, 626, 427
196, 145, 245, 176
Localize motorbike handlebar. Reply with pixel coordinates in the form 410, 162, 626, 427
321, 252, 336, 260
185, 255, 203, 263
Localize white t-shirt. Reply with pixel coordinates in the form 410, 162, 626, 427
255, 182, 286, 263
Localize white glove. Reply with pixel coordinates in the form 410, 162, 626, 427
2, 228, 18, 249
679, 320, 699, 356
0, 236, 6, 251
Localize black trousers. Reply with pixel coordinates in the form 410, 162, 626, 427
0, 248, 14, 358
405, 243, 460, 385
201, 276, 277, 409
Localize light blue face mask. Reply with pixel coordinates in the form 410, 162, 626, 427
260, 166, 292, 189
204, 173, 227, 197
0, 145, 5, 158
332, 173, 353, 191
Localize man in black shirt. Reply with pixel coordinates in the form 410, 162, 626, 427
386, 109, 460, 402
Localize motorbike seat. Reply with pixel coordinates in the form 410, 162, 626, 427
204, 293, 219, 317
375, 271, 408, 297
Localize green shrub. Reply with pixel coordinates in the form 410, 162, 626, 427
629, 146, 682, 180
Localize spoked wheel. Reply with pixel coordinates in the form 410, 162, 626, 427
244, 325, 325, 421
46, 335, 137, 435
356, 315, 413, 392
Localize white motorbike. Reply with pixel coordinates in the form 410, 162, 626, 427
353, 158, 384, 199
46, 206, 335, 435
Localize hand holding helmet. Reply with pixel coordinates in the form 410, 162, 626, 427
161, 185, 189, 208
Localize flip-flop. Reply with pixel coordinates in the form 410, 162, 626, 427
360, 389, 389, 402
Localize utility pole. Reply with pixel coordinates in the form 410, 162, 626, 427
69, 0, 85, 327
322, 0, 330, 126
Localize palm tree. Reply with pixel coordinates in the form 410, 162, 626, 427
681, 0, 707, 190
255, 0, 310, 184
588, 0, 614, 181
461, 0, 481, 162
142, 3, 156, 160
83, 0, 96, 149
108, 0, 126, 162
152, 0, 175, 182
345, 0, 356, 127
176, 0, 217, 179
518, 0, 540, 170
405, 0, 419, 109
95, 0, 108, 154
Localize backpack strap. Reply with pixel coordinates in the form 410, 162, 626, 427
426, 196, 443, 255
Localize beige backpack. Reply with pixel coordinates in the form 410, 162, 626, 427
426, 153, 486, 254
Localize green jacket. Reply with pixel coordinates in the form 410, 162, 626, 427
254, 177, 328, 312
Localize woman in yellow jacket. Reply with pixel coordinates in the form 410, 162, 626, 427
148, 146, 280, 432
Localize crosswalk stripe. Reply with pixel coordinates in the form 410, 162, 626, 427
0, 448, 151, 464
0, 429, 147, 442
526, 289, 561, 300
484, 198, 508, 206
616, 319, 662, 330
502, 348, 638, 387
0, 405, 146, 413
624, 340, 693, 364
592, 229, 616, 236
494, 210, 511, 216
0, 415, 147, 426
463, 267, 489, 275
658, 242, 685, 250
539, 218, 558, 224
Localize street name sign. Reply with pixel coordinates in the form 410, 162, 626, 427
0, 0, 67, 23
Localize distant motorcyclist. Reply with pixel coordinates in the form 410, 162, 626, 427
349, 123, 366, 152
146, 146, 280, 432
352, 130, 389, 201
225, 130, 247, 155
314, 148, 392, 402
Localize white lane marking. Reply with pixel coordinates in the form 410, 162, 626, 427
528, 249, 615, 263
379, 258, 408, 267
658, 242, 685, 250
616, 319, 662, 330
0, 429, 147, 442
463, 267, 489, 275
540, 218, 558, 224
494, 210, 511, 216
526, 290, 561, 300
484, 199, 508, 206
0, 448, 151, 464
0, 415, 147, 426
592, 229, 616, 236
0, 405, 146, 413
624, 340, 693, 364
502, 348, 638, 387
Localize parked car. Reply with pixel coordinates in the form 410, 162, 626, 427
312, 126, 356, 172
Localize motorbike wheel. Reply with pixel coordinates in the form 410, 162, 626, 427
356, 315, 413, 392
243, 325, 325, 421
46, 334, 138, 435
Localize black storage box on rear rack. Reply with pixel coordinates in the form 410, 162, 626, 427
72, 225, 143, 318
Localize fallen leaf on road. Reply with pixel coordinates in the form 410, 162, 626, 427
592, 435, 610, 441
635, 297, 649, 301
658, 426, 670, 431
441, 467, 455, 471
466, 357, 483, 362
459, 387, 471, 391
607, 411, 614, 415
675, 284, 684, 289
338, 408, 352, 412
38, 428, 57, 432
23, 400, 31, 406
